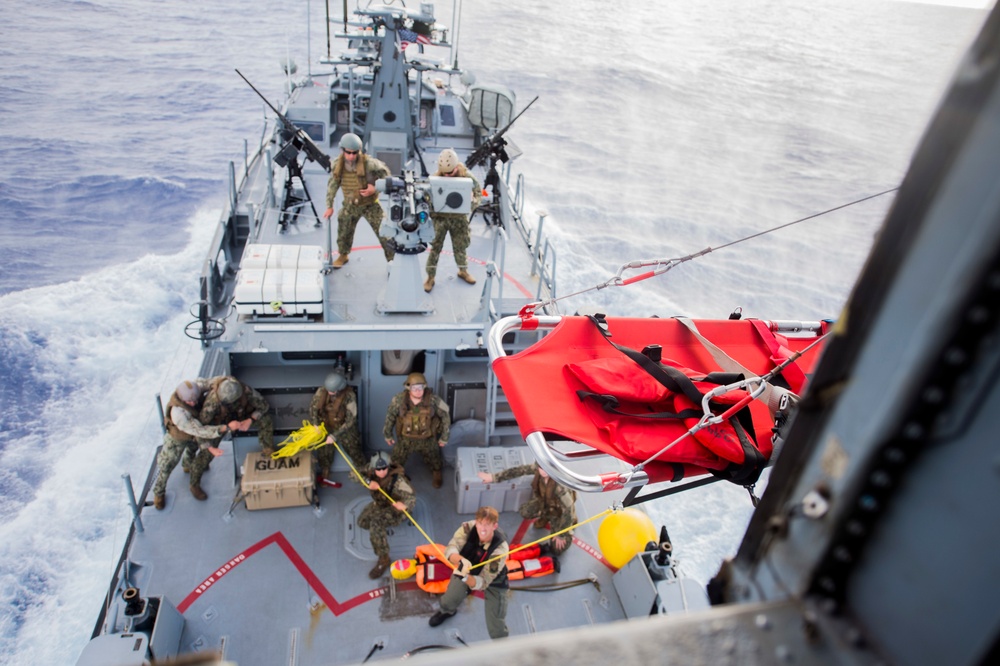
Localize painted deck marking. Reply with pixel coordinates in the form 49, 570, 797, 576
177, 531, 420, 615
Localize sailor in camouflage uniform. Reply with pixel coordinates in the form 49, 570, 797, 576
479, 463, 577, 554
309, 370, 365, 476
423, 148, 483, 292
383, 372, 450, 489
153, 379, 231, 508
199, 376, 274, 471
322, 133, 395, 268
357, 452, 416, 579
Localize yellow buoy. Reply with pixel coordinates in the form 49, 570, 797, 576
597, 508, 658, 569
391, 558, 417, 580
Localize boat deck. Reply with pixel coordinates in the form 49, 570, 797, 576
131, 444, 630, 664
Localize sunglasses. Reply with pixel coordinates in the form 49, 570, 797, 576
343, 149, 358, 155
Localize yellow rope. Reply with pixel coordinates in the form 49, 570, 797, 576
271, 421, 328, 458
328, 439, 453, 568
469, 506, 615, 571
325, 438, 615, 574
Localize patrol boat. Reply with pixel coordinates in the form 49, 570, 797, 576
76, 3, 719, 664
77, 1, 1000, 664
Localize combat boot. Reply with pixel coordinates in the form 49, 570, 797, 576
429, 609, 455, 627
423, 276, 434, 292
190, 484, 208, 501
457, 269, 476, 284
319, 465, 330, 480
368, 555, 390, 579
153, 494, 166, 510
432, 469, 443, 489
333, 253, 350, 268
181, 462, 190, 474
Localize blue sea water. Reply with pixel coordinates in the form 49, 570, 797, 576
0, 0, 990, 662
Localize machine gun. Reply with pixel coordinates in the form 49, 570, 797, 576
236, 69, 331, 172
467, 96, 537, 227
236, 69, 330, 229
466, 95, 538, 169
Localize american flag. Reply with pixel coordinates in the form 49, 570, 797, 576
399, 29, 431, 50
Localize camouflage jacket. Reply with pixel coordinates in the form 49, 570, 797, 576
383, 390, 450, 442
495, 463, 577, 533
199, 377, 271, 426
362, 463, 416, 511
309, 386, 358, 438
326, 153, 390, 208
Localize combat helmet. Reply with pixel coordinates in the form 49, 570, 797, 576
339, 133, 363, 152
175, 380, 202, 404
371, 452, 389, 471
404, 372, 427, 388
437, 148, 459, 173
324, 371, 347, 393
218, 377, 243, 404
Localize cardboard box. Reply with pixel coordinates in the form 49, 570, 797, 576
241, 451, 314, 510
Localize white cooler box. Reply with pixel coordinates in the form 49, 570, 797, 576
241, 451, 314, 510
454, 446, 534, 515
234, 269, 324, 316
243, 243, 323, 270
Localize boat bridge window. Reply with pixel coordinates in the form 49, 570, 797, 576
292, 121, 325, 142
381, 350, 425, 375
438, 104, 455, 127
419, 103, 432, 131
335, 102, 349, 127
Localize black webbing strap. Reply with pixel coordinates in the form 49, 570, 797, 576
585, 314, 767, 487
575, 390, 703, 420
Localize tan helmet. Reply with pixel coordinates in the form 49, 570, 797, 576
175, 380, 202, 403
218, 377, 243, 404
404, 372, 427, 388
437, 148, 459, 173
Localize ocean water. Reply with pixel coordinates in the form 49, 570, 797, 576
0, 0, 990, 663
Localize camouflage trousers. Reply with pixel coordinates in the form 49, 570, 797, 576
251, 413, 276, 453
154, 434, 212, 495
425, 215, 471, 276
337, 202, 395, 261
439, 578, 509, 639
389, 437, 443, 472
357, 501, 407, 558
519, 497, 572, 555
316, 429, 366, 472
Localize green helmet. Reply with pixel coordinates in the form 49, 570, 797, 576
324, 372, 347, 393
219, 378, 243, 404
371, 453, 389, 470
339, 133, 362, 151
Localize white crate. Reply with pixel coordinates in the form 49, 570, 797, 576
234, 265, 324, 316
454, 447, 535, 515
242, 244, 324, 270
